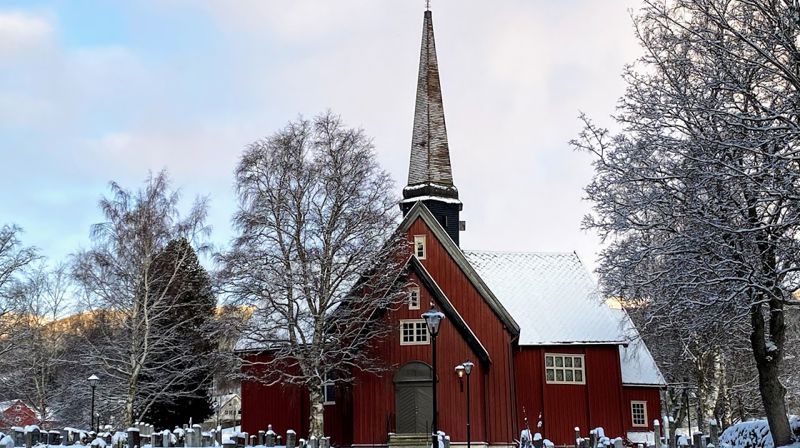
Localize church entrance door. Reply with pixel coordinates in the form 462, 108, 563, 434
394, 362, 433, 434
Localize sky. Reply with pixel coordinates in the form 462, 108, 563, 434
0, 0, 644, 273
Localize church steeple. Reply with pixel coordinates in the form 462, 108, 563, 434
401, 8, 463, 245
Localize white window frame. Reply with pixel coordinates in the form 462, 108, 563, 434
544, 353, 586, 385
400, 319, 430, 346
631, 401, 648, 427
414, 235, 427, 260
323, 373, 336, 406
409, 287, 421, 310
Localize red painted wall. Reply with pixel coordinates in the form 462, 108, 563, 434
241, 354, 352, 445
408, 218, 518, 444
622, 387, 662, 432
0, 401, 38, 429
513, 346, 627, 445
351, 270, 489, 444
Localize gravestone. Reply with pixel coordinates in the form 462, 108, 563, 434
128, 427, 141, 448
285, 430, 296, 448
49, 430, 61, 445
654, 420, 662, 448
265, 426, 276, 447
693, 433, 703, 448
709, 421, 719, 448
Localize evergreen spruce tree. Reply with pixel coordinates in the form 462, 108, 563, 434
142, 237, 215, 429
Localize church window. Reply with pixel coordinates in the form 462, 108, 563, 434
323, 373, 336, 405
409, 287, 420, 310
631, 401, 647, 427
400, 319, 429, 345
544, 354, 585, 385
414, 235, 427, 259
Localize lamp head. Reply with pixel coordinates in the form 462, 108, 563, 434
463, 360, 474, 376
421, 305, 445, 337
455, 364, 465, 378
88, 374, 99, 388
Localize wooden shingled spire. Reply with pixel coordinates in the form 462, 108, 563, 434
403, 8, 458, 201
401, 7, 463, 246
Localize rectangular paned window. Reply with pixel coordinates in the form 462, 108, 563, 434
545, 353, 585, 384
323, 373, 336, 405
631, 401, 647, 427
409, 287, 420, 310
414, 235, 427, 259
400, 319, 429, 345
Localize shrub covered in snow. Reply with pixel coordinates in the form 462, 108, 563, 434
0, 433, 12, 448
719, 417, 800, 448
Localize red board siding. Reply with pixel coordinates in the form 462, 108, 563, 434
622, 387, 662, 432
514, 346, 626, 445
351, 270, 489, 444
241, 354, 352, 445
585, 346, 625, 438
0, 401, 38, 429
411, 218, 517, 444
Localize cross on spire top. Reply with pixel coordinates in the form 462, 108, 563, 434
426, 0, 431, 11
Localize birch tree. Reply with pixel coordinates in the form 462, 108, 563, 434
218, 112, 407, 438
574, 1, 800, 444
0, 263, 73, 428
0, 225, 38, 357
72, 171, 213, 426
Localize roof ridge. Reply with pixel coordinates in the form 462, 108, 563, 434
464, 249, 578, 256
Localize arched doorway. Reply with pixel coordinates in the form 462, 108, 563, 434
394, 361, 433, 434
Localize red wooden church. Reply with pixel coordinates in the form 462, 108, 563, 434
240, 8, 665, 448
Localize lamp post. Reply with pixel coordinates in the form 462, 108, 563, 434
88, 375, 99, 433
456, 361, 474, 448
422, 305, 444, 442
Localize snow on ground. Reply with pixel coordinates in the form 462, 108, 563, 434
719, 417, 800, 448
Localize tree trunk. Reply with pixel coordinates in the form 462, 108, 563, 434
750, 304, 793, 447
309, 385, 325, 438
754, 360, 792, 446
125, 379, 138, 427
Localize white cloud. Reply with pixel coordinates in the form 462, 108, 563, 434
3, 0, 649, 273
0, 11, 53, 55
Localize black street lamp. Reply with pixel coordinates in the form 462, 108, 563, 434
422, 305, 444, 441
88, 374, 99, 432
456, 361, 474, 448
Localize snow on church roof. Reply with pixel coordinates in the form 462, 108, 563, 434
613, 308, 667, 386
463, 250, 665, 386
463, 251, 626, 346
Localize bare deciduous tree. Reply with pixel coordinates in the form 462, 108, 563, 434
0, 263, 74, 428
72, 171, 214, 426
0, 225, 38, 357
218, 112, 407, 437
573, 1, 800, 444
